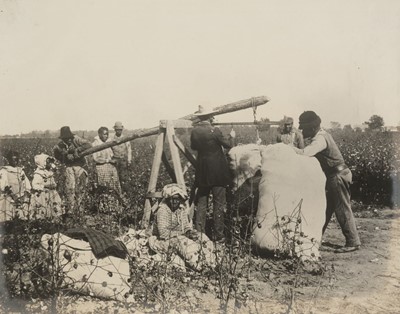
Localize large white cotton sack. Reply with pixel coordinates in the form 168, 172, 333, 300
41, 233, 133, 302
252, 143, 326, 261
228, 143, 263, 191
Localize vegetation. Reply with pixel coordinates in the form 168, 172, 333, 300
0, 124, 399, 312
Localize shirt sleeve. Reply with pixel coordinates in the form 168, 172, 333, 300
32, 173, 44, 191
156, 205, 173, 240
178, 206, 192, 233
293, 134, 327, 156
190, 131, 198, 151
22, 170, 31, 191
296, 131, 305, 149
0, 169, 8, 191
75, 136, 92, 153
53, 143, 67, 162
92, 141, 108, 163
214, 128, 232, 149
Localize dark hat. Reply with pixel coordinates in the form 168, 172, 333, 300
298, 111, 321, 129
59, 126, 74, 139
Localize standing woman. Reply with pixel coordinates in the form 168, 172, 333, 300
92, 127, 122, 195
190, 106, 234, 242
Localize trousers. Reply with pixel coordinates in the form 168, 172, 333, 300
65, 166, 88, 214
114, 158, 130, 194
323, 168, 361, 247
194, 186, 226, 240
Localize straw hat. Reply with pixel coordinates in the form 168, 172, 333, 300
193, 105, 218, 117
113, 121, 124, 130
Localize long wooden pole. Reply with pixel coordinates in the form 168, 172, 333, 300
78, 95, 269, 157
213, 121, 281, 126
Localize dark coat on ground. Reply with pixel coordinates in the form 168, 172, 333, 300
190, 121, 232, 187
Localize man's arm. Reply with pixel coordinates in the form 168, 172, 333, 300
296, 131, 305, 149
74, 136, 92, 153
53, 143, 69, 162
190, 131, 198, 151
214, 128, 232, 149
293, 134, 327, 156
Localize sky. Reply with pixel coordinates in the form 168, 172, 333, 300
1, 0, 399, 135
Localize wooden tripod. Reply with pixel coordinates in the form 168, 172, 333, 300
141, 119, 197, 228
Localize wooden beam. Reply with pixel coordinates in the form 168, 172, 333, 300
161, 152, 177, 182
78, 95, 269, 157
160, 119, 193, 129
213, 121, 281, 126
166, 121, 186, 190
173, 135, 197, 167
142, 131, 165, 228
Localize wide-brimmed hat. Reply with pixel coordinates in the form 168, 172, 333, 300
59, 126, 74, 139
193, 105, 218, 117
113, 121, 124, 130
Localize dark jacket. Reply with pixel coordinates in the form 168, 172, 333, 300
53, 135, 92, 167
190, 121, 232, 187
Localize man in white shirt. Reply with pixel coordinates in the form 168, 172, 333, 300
293, 111, 361, 253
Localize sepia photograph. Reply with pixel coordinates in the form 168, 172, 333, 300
1, 1, 399, 313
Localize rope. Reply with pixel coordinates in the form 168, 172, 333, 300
251, 97, 261, 144
251, 97, 257, 123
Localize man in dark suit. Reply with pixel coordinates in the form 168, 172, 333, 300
190, 106, 234, 242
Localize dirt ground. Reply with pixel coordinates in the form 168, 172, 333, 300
2, 208, 400, 314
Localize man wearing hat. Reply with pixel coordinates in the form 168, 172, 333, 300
53, 126, 92, 214
293, 111, 361, 253
276, 116, 304, 149
111, 121, 132, 194
190, 106, 235, 242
